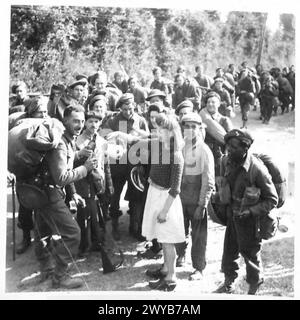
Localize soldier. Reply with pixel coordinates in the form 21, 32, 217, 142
112, 71, 129, 94
74, 111, 114, 256
106, 93, 149, 240
48, 79, 88, 122
127, 76, 148, 114
10, 96, 49, 254
9, 81, 30, 114
150, 67, 172, 108
199, 92, 233, 176
175, 100, 194, 121
260, 75, 279, 124
172, 74, 201, 112
87, 71, 121, 111
34, 104, 98, 289
236, 68, 256, 129
211, 78, 232, 117
213, 129, 278, 295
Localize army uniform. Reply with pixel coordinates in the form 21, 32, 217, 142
35, 131, 88, 285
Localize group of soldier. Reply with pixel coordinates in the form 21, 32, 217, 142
8, 60, 294, 293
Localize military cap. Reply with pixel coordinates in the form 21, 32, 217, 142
69, 78, 88, 89
76, 74, 88, 81
25, 96, 48, 116
90, 94, 107, 108
175, 99, 194, 115
180, 113, 204, 126
146, 89, 166, 101
116, 93, 134, 109
50, 84, 65, 92
214, 77, 225, 83
205, 91, 221, 104
224, 129, 254, 147
85, 111, 102, 121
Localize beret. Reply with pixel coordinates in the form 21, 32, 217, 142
146, 89, 166, 101
85, 111, 102, 121
180, 113, 204, 126
205, 91, 221, 103
25, 96, 48, 116
69, 78, 88, 89
175, 99, 193, 115
76, 74, 89, 81
116, 93, 134, 109
224, 129, 254, 146
214, 77, 225, 83
90, 94, 107, 108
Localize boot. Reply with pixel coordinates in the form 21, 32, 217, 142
16, 230, 31, 254
111, 218, 121, 241
213, 277, 235, 294
248, 278, 264, 295
240, 121, 247, 129
52, 273, 84, 289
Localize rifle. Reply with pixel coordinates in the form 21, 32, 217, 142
11, 175, 16, 261
96, 201, 124, 274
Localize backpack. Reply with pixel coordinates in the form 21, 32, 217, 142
8, 117, 65, 209
252, 153, 287, 208
250, 153, 287, 240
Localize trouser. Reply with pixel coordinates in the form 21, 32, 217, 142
261, 97, 273, 121
221, 211, 262, 284
279, 93, 290, 113
240, 102, 251, 122
34, 187, 80, 277
109, 164, 133, 219
17, 204, 34, 232
175, 204, 207, 271
76, 198, 105, 252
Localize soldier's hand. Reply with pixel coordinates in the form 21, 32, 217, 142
72, 193, 86, 208
193, 206, 206, 220
78, 147, 93, 159
236, 209, 251, 219
109, 186, 114, 195
84, 157, 98, 172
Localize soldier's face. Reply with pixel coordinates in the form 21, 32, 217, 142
72, 85, 84, 101
178, 107, 192, 121
149, 96, 163, 104
176, 76, 184, 87
95, 77, 107, 90
65, 111, 85, 136
121, 102, 135, 120
154, 70, 161, 81
85, 118, 101, 135
91, 100, 107, 118
226, 138, 247, 163
16, 86, 27, 100
149, 110, 159, 128
31, 104, 48, 119
206, 97, 220, 114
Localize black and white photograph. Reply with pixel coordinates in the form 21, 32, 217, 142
1, 0, 298, 301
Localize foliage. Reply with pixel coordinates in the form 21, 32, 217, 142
9, 5, 295, 93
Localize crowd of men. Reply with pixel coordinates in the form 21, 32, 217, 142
8, 61, 294, 293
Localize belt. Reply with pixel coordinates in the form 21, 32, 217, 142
148, 178, 168, 191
